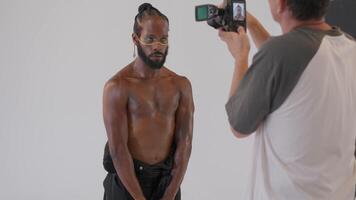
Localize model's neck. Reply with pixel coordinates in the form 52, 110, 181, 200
133, 58, 160, 79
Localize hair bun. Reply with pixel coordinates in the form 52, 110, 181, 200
138, 3, 152, 13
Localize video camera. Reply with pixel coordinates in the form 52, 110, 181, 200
195, 0, 246, 32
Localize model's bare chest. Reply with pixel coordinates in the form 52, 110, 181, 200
127, 79, 180, 116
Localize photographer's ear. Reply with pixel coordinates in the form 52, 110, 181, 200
276, 0, 287, 14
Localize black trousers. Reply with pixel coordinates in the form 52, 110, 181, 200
103, 160, 181, 200
103, 143, 180, 200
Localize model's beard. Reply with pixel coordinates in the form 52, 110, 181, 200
137, 44, 168, 70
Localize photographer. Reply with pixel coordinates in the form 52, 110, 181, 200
220, 0, 356, 199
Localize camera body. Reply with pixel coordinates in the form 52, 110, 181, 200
195, 0, 246, 32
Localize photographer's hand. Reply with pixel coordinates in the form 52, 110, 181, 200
219, 26, 250, 63
246, 12, 271, 49
219, 26, 250, 98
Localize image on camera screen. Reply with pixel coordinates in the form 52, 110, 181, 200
233, 3, 245, 21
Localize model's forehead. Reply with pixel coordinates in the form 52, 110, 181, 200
140, 16, 169, 35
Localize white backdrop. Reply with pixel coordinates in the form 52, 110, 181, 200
0, 0, 281, 199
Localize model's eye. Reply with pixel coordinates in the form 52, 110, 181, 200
143, 36, 155, 44
160, 38, 168, 45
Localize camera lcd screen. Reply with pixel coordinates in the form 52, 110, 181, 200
196, 6, 209, 21
233, 3, 245, 21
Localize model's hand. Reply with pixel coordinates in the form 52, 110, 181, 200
160, 195, 175, 200
219, 26, 250, 62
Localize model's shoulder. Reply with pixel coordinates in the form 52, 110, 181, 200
174, 75, 192, 92
104, 65, 132, 93
161, 67, 190, 82
160, 67, 178, 77
176, 75, 191, 85
114, 64, 133, 79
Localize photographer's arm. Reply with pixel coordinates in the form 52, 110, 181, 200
247, 12, 271, 49
219, 27, 251, 138
228, 58, 250, 138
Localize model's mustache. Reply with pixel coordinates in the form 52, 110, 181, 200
150, 52, 164, 57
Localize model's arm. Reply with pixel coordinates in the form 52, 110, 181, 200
247, 12, 271, 49
103, 80, 146, 200
161, 77, 194, 200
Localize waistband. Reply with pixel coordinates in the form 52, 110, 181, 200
103, 141, 176, 175
133, 153, 174, 178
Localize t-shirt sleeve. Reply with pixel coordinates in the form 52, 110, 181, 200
225, 29, 328, 134
225, 46, 278, 134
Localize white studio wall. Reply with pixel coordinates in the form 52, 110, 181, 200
0, 0, 280, 199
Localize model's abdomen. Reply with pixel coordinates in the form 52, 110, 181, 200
127, 113, 176, 165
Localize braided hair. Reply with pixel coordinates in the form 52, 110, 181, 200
133, 3, 169, 36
